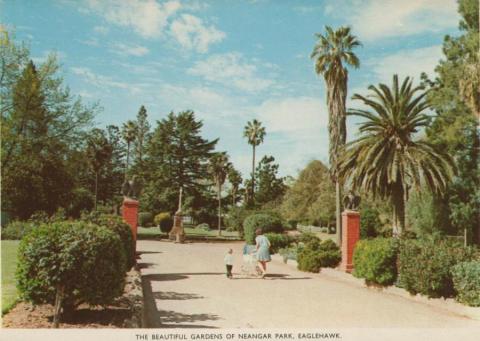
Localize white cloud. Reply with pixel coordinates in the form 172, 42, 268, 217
85, 0, 181, 38
170, 14, 225, 53
93, 25, 109, 35
368, 45, 443, 84
71, 66, 141, 94
111, 42, 150, 57
188, 52, 275, 92
348, 0, 458, 41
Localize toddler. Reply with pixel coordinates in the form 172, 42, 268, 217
224, 248, 234, 279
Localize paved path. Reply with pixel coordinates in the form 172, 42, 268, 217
138, 240, 480, 329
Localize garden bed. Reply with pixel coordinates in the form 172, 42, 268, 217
2, 266, 144, 328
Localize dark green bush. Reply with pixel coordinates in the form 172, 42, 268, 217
66, 188, 94, 218
82, 213, 135, 270
243, 213, 284, 244
452, 260, 480, 306
397, 238, 477, 298
138, 212, 154, 227
353, 238, 398, 285
16, 221, 126, 314
298, 231, 320, 244
264, 233, 294, 254
1, 221, 36, 240
154, 212, 173, 233
225, 207, 253, 236
359, 207, 380, 239
297, 238, 341, 272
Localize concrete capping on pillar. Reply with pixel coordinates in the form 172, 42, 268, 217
340, 210, 360, 273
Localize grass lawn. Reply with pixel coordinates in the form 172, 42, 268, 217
137, 226, 240, 240
1, 240, 20, 314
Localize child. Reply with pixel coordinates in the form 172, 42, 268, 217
224, 248, 234, 279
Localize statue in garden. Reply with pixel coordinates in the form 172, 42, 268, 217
343, 190, 361, 211
122, 176, 142, 200
170, 187, 185, 243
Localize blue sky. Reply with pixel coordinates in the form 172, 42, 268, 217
1, 0, 461, 178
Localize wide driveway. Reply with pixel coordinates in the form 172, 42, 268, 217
138, 240, 480, 329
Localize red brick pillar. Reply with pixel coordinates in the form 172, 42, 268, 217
122, 198, 139, 243
340, 210, 360, 273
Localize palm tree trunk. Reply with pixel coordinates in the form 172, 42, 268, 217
251, 145, 256, 205
125, 142, 130, 179
392, 183, 405, 237
336, 180, 341, 245
218, 183, 222, 236
94, 171, 98, 211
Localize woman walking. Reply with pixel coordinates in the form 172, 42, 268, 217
255, 228, 271, 278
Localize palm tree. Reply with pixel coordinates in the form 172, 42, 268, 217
338, 75, 455, 236
311, 25, 361, 244
209, 152, 230, 236
121, 120, 137, 178
243, 119, 266, 205
227, 167, 242, 206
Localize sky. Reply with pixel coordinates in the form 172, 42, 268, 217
1, 0, 461, 178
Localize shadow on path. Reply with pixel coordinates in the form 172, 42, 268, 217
231, 273, 312, 280
153, 291, 204, 300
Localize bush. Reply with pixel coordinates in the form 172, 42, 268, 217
264, 233, 294, 254
16, 221, 126, 316
196, 223, 210, 230
1, 221, 36, 240
353, 238, 398, 285
243, 213, 283, 244
360, 207, 380, 239
298, 232, 320, 245
138, 212, 154, 227
82, 213, 135, 270
452, 261, 480, 306
154, 212, 173, 233
397, 238, 477, 298
279, 245, 300, 263
225, 207, 253, 236
67, 188, 94, 218
297, 238, 341, 273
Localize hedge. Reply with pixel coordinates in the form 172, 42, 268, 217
138, 212, 154, 227
1, 221, 36, 240
264, 233, 294, 254
297, 238, 341, 273
397, 238, 477, 298
16, 221, 126, 320
243, 213, 283, 245
452, 260, 480, 307
353, 238, 398, 285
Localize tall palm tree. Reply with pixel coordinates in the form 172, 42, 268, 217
121, 120, 137, 178
243, 119, 266, 205
338, 75, 455, 236
311, 25, 361, 244
209, 152, 230, 236
227, 167, 242, 206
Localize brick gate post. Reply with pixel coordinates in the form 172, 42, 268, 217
340, 210, 360, 273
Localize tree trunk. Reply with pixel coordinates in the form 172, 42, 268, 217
392, 183, 405, 237
251, 145, 256, 205
125, 142, 130, 179
94, 171, 98, 211
218, 182, 222, 236
53, 285, 64, 328
336, 181, 341, 245
232, 188, 236, 206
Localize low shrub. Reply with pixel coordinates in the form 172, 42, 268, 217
297, 238, 341, 273
154, 212, 173, 233
298, 232, 320, 245
452, 260, 480, 307
138, 212, 154, 227
1, 221, 36, 240
16, 221, 126, 320
243, 213, 284, 244
82, 213, 135, 270
225, 207, 253, 236
264, 233, 294, 254
397, 238, 477, 298
196, 223, 210, 230
353, 238, 398, 285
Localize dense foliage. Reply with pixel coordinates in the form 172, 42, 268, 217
359, 206, 381, 239
154, 212, 174, 233
397, 238, 477, 298
16, 221, 126, 315
264, 233, 295, 254
243, 213, 283, 244
353, 238, 398, 285
297, 238, 341, 273
138, 212, 154, 227
452, 260, 480, 306
1, 221, 36, 240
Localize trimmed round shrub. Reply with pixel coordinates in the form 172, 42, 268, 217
16, 221, 126, 312
264, 233, 294, 254
297, 238, 341, 273
1, 221, 36, 240
243, 213, 283, 245
397, 238, 477, 298
452, 260, 480, 307
353, 238, 398, 285
298, 231, 320, 245
138, 212, 154, 227
82, 213, 135, 270
154, 212, 173, 233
